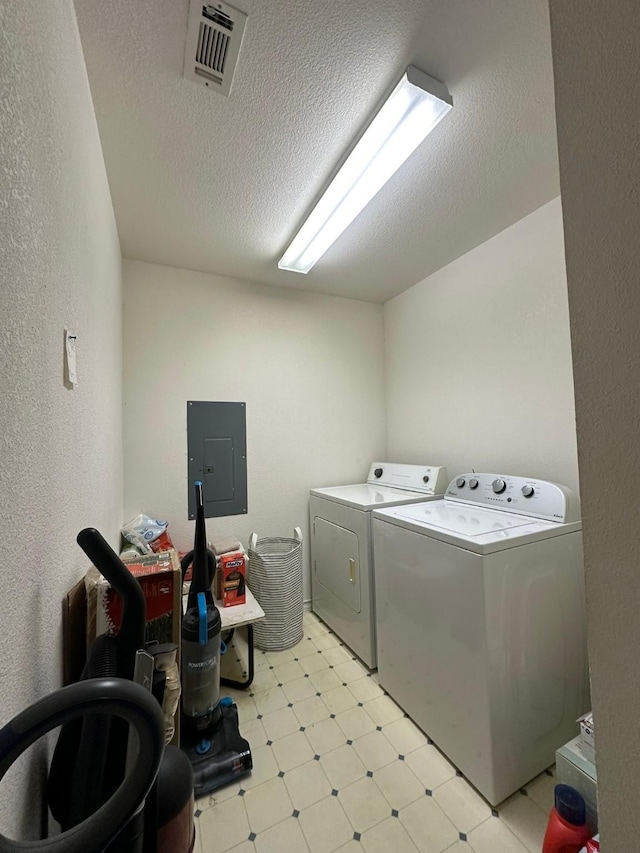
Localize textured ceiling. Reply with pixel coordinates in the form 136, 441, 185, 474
74, 0, 560, 303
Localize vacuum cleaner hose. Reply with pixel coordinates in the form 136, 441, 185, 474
0, 679, 165, 853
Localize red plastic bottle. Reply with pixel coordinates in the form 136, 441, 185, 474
542, 784, 591, 853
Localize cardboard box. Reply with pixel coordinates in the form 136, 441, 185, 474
578, 712, 595, 763
86, 549, 182, 649
63, 578, 88, 686
214, 551, 247, 606
556, 735, 598, 834
84, 549, 182, 746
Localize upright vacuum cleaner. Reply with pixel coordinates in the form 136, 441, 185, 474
180, 482, 252, 797
47, 528, 195, 853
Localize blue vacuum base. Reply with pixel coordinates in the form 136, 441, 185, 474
181, 701, 252, 798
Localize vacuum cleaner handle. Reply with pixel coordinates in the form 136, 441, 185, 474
77, 528, 145, 675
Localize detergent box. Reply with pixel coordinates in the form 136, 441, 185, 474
213, 550, 247, 607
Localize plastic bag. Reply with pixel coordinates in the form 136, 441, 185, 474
121, 514, 174, 555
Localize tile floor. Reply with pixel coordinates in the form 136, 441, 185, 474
193, 612, 555, 853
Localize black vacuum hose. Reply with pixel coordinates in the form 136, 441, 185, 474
0, 679, 164, 853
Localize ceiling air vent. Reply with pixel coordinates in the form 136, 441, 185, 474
183, 0, 248, 97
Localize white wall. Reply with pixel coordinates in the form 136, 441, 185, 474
0, 1, 123, 838
549, 2, 640, 849
384, 198, 579, 491
123, 260, 386, 600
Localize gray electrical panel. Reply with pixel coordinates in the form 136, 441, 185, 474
187, 401, 247, 519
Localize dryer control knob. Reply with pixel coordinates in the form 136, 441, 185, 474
492, 478, 507, 494
469, 478, 479, 489
456, 477, 466, 488
522, 485, 535, 498
374, 468, 383, 478
422, 475, 430, 483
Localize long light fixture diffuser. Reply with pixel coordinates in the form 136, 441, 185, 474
278, 66, 452, 274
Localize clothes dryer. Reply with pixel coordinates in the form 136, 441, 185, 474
310, 463, 448, 668
372, 472, 589, 805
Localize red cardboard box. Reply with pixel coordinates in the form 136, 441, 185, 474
214, 551, 246, 607
85, 549, 181, 648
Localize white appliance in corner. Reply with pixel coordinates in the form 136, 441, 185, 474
310, 462, 448, 668
372, 472, 589, 805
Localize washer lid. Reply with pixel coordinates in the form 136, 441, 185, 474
396, 502, 535, 536
373, 500, 581, 553
310, 483, 442, 511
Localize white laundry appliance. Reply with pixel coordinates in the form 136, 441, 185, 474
310, 462, 448, 668
372, 472, 589, 805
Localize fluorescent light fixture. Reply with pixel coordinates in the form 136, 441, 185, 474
278, 66, 452, 274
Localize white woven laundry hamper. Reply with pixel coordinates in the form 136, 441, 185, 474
248, 528, 304, 651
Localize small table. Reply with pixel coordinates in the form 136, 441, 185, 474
183, 586, 264, 690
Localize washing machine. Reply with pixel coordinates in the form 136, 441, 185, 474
372, 472, 589, 805
310, 462, 448, 668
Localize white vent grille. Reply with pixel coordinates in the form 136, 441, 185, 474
183, 1, 248, 97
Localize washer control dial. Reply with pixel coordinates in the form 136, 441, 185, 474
492, 478, 507, 494
522, 485, 535, 498
374, 467, 383, 478
456, 477, 466, 488
469, 478, 479, 489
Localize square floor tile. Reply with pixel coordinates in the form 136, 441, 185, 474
322, 686, 359, 715
334, 659, 369, 684
243, 744, 278, 790
382, 717, 428, 755
321, 744, 367, 789
283, 675, 317, 703
335, 706, 376, 741
284, 759, 333, 811
498, 791, 549, 852
432, 776, 492, 833
265, 649, 296, 666
310, 667, 342, 693
198, 780, 241, 810
253, 686, 288, 716
251, 668, 279, 691
334, 843, 365, 852
348, 677, 384, 704
295, 638, 323, 659
305, 718, 348, 755
299, 795, 353, 853
467, 816, 530, 853
360, 816, 419, 853
404, 744, 456, 790
272, 729, 314, 771
338, 777, 391, 834
254, 815, 310, 852
352, 730, 398, 772
398, 796, 459, 853
312, 633, 339, 651
240, 718, 269, 749
303, 615, 327, 639
273, 660, 305, 684
244, 777, 293, 834
198, 794, 250, 852
232, 696, 259, 725
363, 695, 405, 727
322, 646, 353, 667
262, 707, 300, 742
374, 760, 424, 809
294, 695, 330, 727
224, 843, 255, 853
300, 653, 331, 676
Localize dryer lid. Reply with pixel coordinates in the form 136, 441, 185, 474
310, 483, 441, 511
